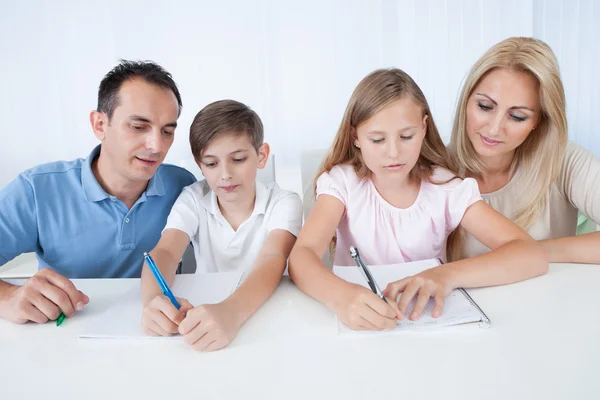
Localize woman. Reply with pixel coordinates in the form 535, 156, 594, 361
448, 36, 600, 264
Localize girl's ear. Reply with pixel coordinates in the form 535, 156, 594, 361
422, 114, 429, 136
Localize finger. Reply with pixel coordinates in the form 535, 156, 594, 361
178, 309, 202, 335
410, 285, 434, 320
146, 318, 172, 337
184, 322, 210, 347
358, 301, 397, 330
356, 315, 382, 331
147, 308, 179, 334
21, 302, 49, 324
41, 270, 86, 311
177, 298, 194, 315
191, 330, 218, 351
432, 290, 446, 318
363, 291, 398, 319
36, 280, 76, 317
152, 296, 186, 325
384, 278, 410, 303
79, 291, 90, 305
203, 339, 227, 352
29, 290, 61, 321
397, 279, 423, 317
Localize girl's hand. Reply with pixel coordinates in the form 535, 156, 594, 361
383, 266, 454, 320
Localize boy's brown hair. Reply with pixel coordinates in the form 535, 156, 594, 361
189, 100, 264, 159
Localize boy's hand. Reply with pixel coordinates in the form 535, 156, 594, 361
178, 302, 243, 351
141, 295, 193, 336
331, 282, 401, 331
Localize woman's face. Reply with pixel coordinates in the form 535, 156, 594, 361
466, 68, 541, 160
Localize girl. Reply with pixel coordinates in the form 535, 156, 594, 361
448, 37, 600, 264
288, 68, 547, 331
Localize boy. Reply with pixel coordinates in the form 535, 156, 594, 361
141, 100, 302, 351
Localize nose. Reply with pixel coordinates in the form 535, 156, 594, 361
145, 130, 163, 154
487, 113, 505, 138
220, 162, 232, 181
387, 137, 400, 159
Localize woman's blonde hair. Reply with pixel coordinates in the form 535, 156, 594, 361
315, 68, 456, 258
315, 68, 454, 189
448, 37, 568, 260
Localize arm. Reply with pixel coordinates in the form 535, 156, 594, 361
0, 173, 88, 323
288, 195, 399, 330
385, 201, 547, 320
540, 143, 600, 263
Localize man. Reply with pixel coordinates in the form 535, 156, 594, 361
0, 60, 196, 324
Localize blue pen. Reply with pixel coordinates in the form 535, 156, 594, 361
143, 252, 181, 309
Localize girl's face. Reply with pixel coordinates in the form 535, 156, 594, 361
466, 68, 541, 160
354, 97, 427, 185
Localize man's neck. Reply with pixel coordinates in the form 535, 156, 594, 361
93, 155, 148, 209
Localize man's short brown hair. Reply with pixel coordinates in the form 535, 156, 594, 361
189, 100, 264, 160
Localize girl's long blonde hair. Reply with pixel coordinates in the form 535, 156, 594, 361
315, 68, 456, 258
447, 37, 568, 261
315, 68, 455, 189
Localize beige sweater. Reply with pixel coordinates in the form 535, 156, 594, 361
462, 142, 600, 258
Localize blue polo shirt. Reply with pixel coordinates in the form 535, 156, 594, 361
0, 146, 196, 278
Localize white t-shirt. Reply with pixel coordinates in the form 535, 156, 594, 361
164, 180, 303, 273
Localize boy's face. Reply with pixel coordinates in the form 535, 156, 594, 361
196, 132, 269, 205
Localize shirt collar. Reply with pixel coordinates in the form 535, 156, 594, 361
81, 145, 165, 202
199, 180, 270, 216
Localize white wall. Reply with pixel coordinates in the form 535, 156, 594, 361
0, 0, 598, 195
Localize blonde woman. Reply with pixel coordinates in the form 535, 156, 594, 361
449, 37, 600, 263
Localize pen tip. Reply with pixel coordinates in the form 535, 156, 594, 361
143, 252, 148, 257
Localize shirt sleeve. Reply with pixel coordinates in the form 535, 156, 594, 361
266, 192, 303, 237
315, 167, 348, 207
445, 177, 483, 235
162, 188, 200, 241
559, 142, 600, 225
0, 173, 39, 266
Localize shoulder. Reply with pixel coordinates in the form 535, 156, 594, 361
181, 179, 211, 198
426, 166, 473, 190
157, 163, 197, 187
23, 158, 84, 182
264, 182, 302, 209
562, 141, 596, 168
317, 164, 360, 187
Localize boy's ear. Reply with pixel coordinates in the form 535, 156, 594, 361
90, 110, 108, 140
257, 143, 270, 169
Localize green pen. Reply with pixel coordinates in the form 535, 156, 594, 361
56, 312, 66, 327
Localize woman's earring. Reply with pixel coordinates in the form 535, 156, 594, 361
354, 142, 360, 148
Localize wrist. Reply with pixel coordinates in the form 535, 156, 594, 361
0, 283, 19, 319
220, 297, 249, 328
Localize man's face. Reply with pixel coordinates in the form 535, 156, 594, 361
93, 78, 179, 184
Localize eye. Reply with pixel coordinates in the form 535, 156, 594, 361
204, 162, 217, 168
233, 157, 247, 163
477, 103, 493, 111
131, 125, 146, 131
371, 138, 384, 144
510, 114, 527, 122
400, 135, 414, 141
163, 130, 175, 136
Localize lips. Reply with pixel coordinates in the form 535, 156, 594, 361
384, 163, 405, 170
220, 185, 239, 193
479, 134, 503, 146
135, 156, 159, 166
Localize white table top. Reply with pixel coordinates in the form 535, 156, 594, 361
2, 263, 600, 400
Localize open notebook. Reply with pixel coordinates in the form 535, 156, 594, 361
333, 259, 490, 334
80, 272, 244, 339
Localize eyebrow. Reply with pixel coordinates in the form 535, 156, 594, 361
475, 93, 535, 112
366, 126, 417, 135
202, 149, 250, 159
129, 115, 178, 128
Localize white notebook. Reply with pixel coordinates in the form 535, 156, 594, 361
80, 272, 244, 339
333, 259, 491, 334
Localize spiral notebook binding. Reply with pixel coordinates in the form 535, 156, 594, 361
458, 288, 491, 328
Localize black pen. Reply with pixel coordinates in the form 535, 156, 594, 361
349, 246, 388, 304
